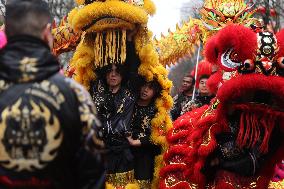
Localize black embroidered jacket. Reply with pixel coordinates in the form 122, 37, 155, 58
0, 35, 104, 189
170, 93, 193, 120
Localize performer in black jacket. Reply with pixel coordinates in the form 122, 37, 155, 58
0, 0, 105, 188
127, 80, 161, 188
91, 64, 136, 187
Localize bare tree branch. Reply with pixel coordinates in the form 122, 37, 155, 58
0, 0, 5, 17
251, 0, 284, 31
45, 0, 76, 21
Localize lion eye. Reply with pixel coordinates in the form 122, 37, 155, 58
243, 59, 255, 71
277, 57, 284, 69
221, 48, 241, 71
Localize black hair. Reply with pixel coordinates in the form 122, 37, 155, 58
140, 78, 162, 101
5, 0, 52, 38
96, 63, 127, 87
199, 74, 210, 81
184, 74, 196, 86
104, 64, 126, 77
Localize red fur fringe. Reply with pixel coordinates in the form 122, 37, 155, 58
163, 145, 191, 163
216, 74, 284, 105
166, 129, 189, 144
204, 35, 219, 64
159, 163, 187, 178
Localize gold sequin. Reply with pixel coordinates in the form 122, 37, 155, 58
137, 179, 151, 189
106, 170, 136, 187
268, 180, 284, 189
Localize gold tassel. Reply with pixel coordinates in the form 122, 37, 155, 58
100, 32, 104, 67
121, 30, 127, 64
98, 33, 102, 67
109, 31, 113, 64
105, 31, 108, 67
117, 31, 120, 63
108, 31, 112, 64
93, 30, 127, 68
112, 30, 117, 64
106, 31, 111, 66
94, 32, 104, 68
94, 33, 100, 67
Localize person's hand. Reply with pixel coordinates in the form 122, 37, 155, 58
181, 100, 194, 115
127, 136, 141, 147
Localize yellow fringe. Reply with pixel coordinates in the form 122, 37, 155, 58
151, 155, 164, 189
69, 2, 149, 32
106, 183, 115, 189
74, 0, 155, 16
70, 37, 95, 89
144, 0, 156, 15
67, 8, 79, 25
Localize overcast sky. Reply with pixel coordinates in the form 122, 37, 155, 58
148, 0, 191, 39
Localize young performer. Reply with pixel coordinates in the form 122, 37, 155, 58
128, 80, 161, 188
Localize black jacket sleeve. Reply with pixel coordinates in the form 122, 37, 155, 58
219, 148, 261, 176
70, 80, 106, 189
216, 133, 261, 176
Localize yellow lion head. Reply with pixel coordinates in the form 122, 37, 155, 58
53, 2, 173, 188
69, 0, 155, 33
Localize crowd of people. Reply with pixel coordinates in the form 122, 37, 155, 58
171, 74, 215, 121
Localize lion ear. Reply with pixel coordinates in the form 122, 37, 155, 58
144, 0, 156, 15
216, 24, 257, 62
204, 35, 219, 64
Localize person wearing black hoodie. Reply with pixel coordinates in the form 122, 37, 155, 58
0, 0, 105, 188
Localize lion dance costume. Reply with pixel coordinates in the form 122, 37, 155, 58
159, 11, 284, 189
156, 0, 284, 188
52, 0, 173, 188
